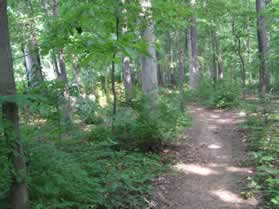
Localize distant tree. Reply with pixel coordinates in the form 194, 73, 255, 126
187, 0, 199, 90
256, 0, 269, 94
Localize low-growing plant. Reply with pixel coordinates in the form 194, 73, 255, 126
187, 80, 241, 109
0, 138, 163, 209
76, 97, 104, 124
243, 102, 279, 209
112, 94, 191, 151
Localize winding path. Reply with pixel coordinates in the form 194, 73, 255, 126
154, 106, 259, 209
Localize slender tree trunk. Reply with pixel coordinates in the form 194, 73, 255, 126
44, 0, 71, 122
157, 53, 164, 86
112, 16, 119, 115
112, 57, 117, 115
237, 38, 246, 91
41, 0, 49, 16
187, 16, 199, 90
256, 0, 269, 95
178, 30, 186, 111
232, 20, 246, 92
22, 39, 43, 87
211, 27, 223, 81
140, 0, 159, 97
72, 55, 82, 93
168, 33, 176, 86
0, 1, 29, 208
120, 0, 133, 101
122, 57, 132, 100
209, 30, 217, 83
21, 0, 43, 87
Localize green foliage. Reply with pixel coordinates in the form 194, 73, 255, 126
0, 139, 12, 204
0, 138, 163, 209
243, 101, 279, 209
75, 97, 103, 125
187, 80, 241, 108
113, 93, 191, 151
208, 84, 241, 108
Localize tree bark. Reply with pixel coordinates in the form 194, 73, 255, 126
0, 1, 29, 208
168, 33, 176, 86
72, 55, 82, 93
232, 20, 246, 92
178, 30, 186, 111
112, 15, 119, 116
44, 0, 71, 122
22, 38, 43, 87
140, 0, 159, 97
187, 16, 199, 90
122, 57, 133, 100
238, 38, 246, 91
211, 28, 224, 81
256, 0, 269, 94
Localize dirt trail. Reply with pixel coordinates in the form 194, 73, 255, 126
154, 106, 259, 209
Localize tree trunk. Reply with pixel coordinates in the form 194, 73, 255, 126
237, 38, 246, 91
187, 16, 199, 90
209, 30, 217, 83
168, 33, 176, 86
122, 57, 133, 100
140, 0, 158, 97
45, 0, 71, 122
211, 28, 224, 81
57, 50, 72, 121
0, 1, 29, 208
178, 31, 186, 111
72, 55, 82, 93
256, 0, 269, 94
112, 16, 119, 116
120, 0, 133, 101
232, 20, 246, 92
22, 39, 43, 87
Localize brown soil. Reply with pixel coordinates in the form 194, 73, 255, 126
153, 105, 260, 209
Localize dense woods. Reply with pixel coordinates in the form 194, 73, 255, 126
0, 0, 279, 209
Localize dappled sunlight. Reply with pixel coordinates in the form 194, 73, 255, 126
207, 163, 224, 168
208, 125, 218, 130
208, 144, 222, 149
211, 189, 245, 203
209, 114, 220, 119
211, 189, 258, 206
174, 163, 219, 176
216, 118, 233, 124
28, 119, 47, 126
226, 166, 254, 174
239, 111, 247, 117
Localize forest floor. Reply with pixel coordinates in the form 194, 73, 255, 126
153, 105, 260, 209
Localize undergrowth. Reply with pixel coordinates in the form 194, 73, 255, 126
186, 80, 241, 109
0, 86, 189, 209
242, 99, 279, 208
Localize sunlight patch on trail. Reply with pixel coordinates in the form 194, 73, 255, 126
174, 163, 219, 176
208, 144, 222, 149
211, 189, 245, 203
211, 189, 258, 206
226, 167, 254, 174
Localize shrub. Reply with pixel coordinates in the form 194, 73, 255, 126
188, 80, 241, 109
113, 94, 191, 151
208, 84, 240, 108
76, 97, 103, 124
244, 104, 279, 209
0, 139, 163, 209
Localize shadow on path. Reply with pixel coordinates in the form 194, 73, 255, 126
153, 106, 259, 209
